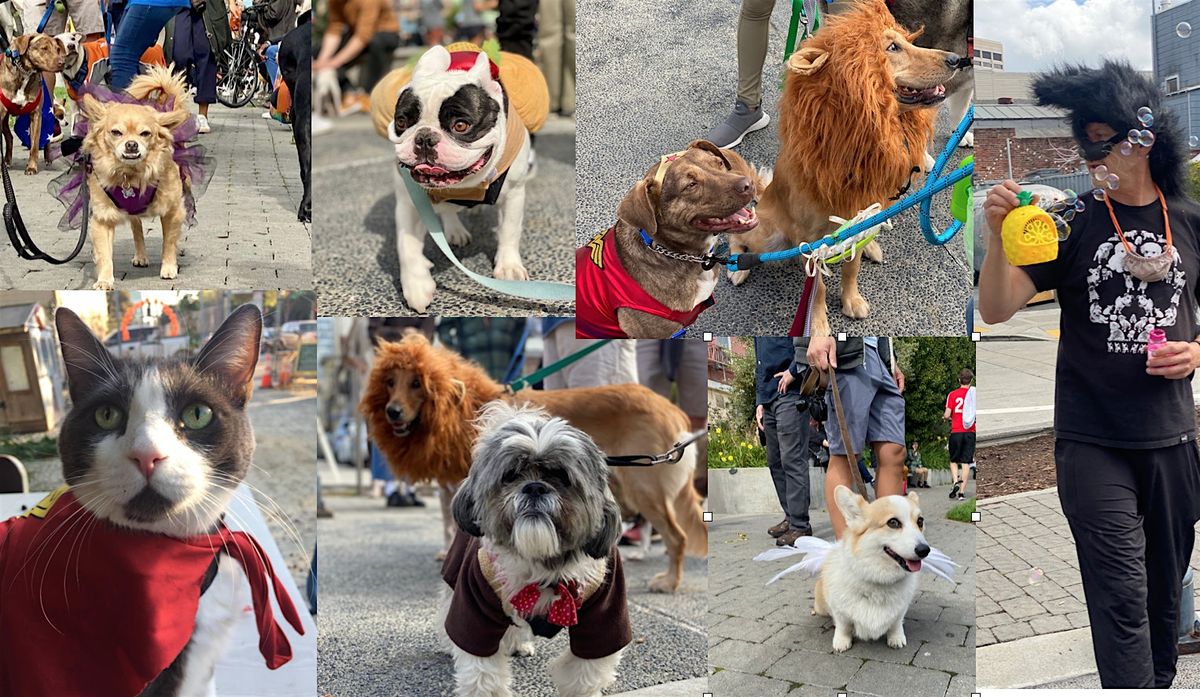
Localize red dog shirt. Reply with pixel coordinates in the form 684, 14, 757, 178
0, 487, 305, 697
575, 227, 714, 339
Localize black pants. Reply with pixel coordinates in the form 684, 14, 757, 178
172, 9, 217, 104
337, 29, 399, 93
1056, 439, 1200, 688
497, 0, 538, 59
763, 392, 811, 530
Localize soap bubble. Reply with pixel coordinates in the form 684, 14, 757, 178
1051, 214, 1071, 241
1179, 21, 1192, 38
1118, 141, 1134, 156
1092, 188, 1107, 202
1061, 208, 1077, 222
1191, 136, 1199, 148
1138, 129, 1156, 147
1062, 188, 1078, 205
1106, 173, 1121, 190
1029, 568, 1045, 585
1092, 164, 1109, 181
1129, 128, 1142, 143
1137, 106, 1154, 127
1074, 199, 1087, 212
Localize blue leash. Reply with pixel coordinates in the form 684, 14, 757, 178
398, 167, 576, 304
35, 3, 56, 33
725, 107, 975, 272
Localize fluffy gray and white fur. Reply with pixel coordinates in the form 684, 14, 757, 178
54, 304, 263, 697
442, 402, 624, 697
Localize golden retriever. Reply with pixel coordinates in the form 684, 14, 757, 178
80, 64, 191, 290
730, 0, 961, 335
361, 334, 707, 592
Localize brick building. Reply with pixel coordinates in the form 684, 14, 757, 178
975, 104, 1074, 183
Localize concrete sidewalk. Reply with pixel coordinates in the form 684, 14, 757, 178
311, 112, 575, 317
976, 487, 1200, 688
709, 484, 975, 697
577, 0, 971, 337
0, 104, 310, 291
316, 493, 707, 696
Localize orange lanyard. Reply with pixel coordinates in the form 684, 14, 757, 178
1102, 185, 1171, 254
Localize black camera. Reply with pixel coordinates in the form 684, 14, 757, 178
798, 391, 828, 422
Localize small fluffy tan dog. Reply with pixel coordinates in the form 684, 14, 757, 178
80, 64, 190, 289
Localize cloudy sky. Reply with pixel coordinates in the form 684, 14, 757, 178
975, 0, 1154, 73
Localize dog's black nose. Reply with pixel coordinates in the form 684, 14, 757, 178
414, 128, 440, 157
736, 176, 752, 196
385, 405, 403, 421
124, 141, 139, 154
915, 543, 930, 559
945, 53, 962, 69
521, 481, 549, 497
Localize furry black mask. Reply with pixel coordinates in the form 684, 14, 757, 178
1032, 60, 1186, 197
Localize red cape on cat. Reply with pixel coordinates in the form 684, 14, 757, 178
0, 487, 305, 696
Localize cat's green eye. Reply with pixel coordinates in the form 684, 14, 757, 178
94, 405, 123, 430
181, 404, 213, 430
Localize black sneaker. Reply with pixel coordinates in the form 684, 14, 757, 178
706, 101, 771, 148
949, 480, 961, 499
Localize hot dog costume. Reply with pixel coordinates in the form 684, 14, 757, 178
368, 42, 549, 207
0, 487, 304, 696
440, 532, 632, 659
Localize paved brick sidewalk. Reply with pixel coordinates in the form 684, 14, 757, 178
978, 487, 1200, 647
709, 485, 975, 697
0, 104, 310, 290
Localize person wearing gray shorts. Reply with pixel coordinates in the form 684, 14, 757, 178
802, 336, 906, 538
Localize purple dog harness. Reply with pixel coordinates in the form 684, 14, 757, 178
104, 184, 157, 215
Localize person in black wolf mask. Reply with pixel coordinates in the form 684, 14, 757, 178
979, 60, 1200, 688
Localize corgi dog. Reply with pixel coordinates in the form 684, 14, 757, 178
814, 485, 930, 652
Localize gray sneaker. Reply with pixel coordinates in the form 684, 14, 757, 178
706, 101, 771, 148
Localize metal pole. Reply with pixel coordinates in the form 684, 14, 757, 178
1006, 138, 1014, 180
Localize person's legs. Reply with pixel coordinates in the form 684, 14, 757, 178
864, 347, 905, 497
1056, 439, 1154, 688
193, 15, 216, 119
560, 0, 574, 114
535, 0, 562, 112
763, 399, 790, 518
774, 391, 812, 532
170, 9, 194, 78
707, 0, 774, 147
361, 31, 399, 92
823, 362, 874, 538
109, 4, 177, 89
1139, 443, 1200, 687
265, 42, 281, 85
496, 0, 538, 58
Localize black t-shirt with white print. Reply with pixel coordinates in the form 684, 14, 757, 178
1022, 195, 1200, 449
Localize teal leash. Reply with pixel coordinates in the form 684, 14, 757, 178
398, 168, 576, 303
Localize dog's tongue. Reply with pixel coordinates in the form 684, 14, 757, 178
414, 163, 450, 175
905, 559, 922, 572
701, 207, 758, 229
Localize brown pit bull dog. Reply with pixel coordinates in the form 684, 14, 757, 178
0, 33, 66, 175
575, 140, 761, 338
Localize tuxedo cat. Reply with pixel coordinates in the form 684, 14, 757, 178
52, 304, 262, 697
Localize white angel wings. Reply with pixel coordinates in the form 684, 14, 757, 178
752, 536, 959, 586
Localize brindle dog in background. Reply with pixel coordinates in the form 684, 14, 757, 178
0, 33, 65, 174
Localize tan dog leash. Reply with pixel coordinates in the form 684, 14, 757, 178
828, 367, 872, 502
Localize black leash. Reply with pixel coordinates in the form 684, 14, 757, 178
605, 429, 708, 467
3, 139, 89, 264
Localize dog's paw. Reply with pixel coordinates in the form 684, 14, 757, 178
131, 253, 149, 267
512, 641, 536, 657
728, 269, 750, 286
493, 257, 529, 282
841, 292, 870, 319
401, 272, 437, 313
159, 263, 178, 280
887, 629, 907, 649
92, 279, 114, 291
960, 131, 975, 148
863, 240, 883, 263
24, 163, 37, 176
648, 571, 680, 593
832, 633, 853, 653
444, 225, 472, 247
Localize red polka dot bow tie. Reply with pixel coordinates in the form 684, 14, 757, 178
510, 581, 581, 627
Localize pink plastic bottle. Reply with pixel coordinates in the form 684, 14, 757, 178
1147, 328, 1167, 355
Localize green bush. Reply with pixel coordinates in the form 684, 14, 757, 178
709, 420, 767, 469
0, 436, 58, 461
922, 448, 950, 470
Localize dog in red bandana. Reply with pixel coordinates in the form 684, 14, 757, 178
440, 402, 631, 695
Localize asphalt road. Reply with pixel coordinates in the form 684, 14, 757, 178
312, 113, 575, 317
316, 493, 707, 696
576, 0, 972, 336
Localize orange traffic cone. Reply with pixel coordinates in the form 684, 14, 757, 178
278, 355, 292, 387
260, 352, 273, 389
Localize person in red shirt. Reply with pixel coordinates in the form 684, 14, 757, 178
943, 368, 976, 501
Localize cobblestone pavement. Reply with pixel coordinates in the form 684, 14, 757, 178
0, 104, 310, 291
710, 484, 975, 696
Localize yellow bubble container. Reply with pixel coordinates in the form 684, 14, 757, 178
1001, 191, 1059, 266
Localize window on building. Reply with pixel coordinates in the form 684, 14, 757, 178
974, 49, 981, 57
982, 50, 992, 59
994, 52, 1003, 61
1166, 75, 1180, 94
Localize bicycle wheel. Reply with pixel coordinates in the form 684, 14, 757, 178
217, 41, 258, 108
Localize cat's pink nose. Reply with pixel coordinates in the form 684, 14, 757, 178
129, 448, 167, 480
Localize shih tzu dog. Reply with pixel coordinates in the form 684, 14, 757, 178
440, 402, 631, 697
